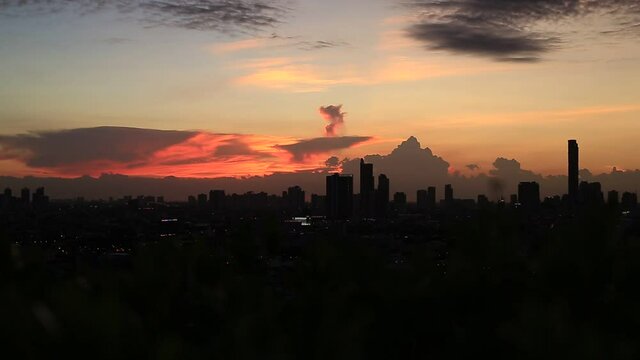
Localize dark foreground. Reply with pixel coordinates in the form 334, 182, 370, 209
2, 204, 640, 359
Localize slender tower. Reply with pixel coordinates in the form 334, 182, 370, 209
359, 159, 374, 217
568, 140, 579, 202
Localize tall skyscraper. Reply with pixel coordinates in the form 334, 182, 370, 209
518, 182, 540, 208
359, 159, 374, 217
375, 174, 390, 218
608, 190, 619, 206
445, 184, 454, 204
326, 173, 353, 219
427, 186, 436, 209
568, 139, 579, 202
417, 190, 428, 211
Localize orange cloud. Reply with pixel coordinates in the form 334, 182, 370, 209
0, 127, 372, 178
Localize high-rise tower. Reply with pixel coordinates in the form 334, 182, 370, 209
359, 159, 374, 217
326, 173, 353, 219
568, 140, 579, 202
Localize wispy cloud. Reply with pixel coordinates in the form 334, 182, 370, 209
209, 34, 348, 54
230, 55, 510, 92
0, 0, 290, 33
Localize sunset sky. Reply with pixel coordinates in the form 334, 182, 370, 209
1, 0, 640, 179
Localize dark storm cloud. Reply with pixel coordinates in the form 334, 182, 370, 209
406, 0, 640, 61
466, 164, 480, 171
0, 126, 196, 167
276, 136, 371, 162
0, 0, 289, 33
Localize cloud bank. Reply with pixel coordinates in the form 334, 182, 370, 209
406, 0, 640, 61
0, 126, 370, 177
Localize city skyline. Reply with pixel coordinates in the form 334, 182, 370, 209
3, 138, 638, 209
2, 0, 640, 179
3, 2, 640, 356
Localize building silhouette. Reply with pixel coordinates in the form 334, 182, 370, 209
427, 187, 436, 209
608, 190, 619, 206
359, 159, 374, 217
444, 184, 454, 205
621, 192, 638, 210
197, 193, 208, 208
285, 186, 305, 214
568, 139, 579, 202
326, 173, 353, 219
579, 181, 604, 206
32, 187, 49, 209
393, 192, 407, 213
518, 182, 540, 208
477, 194, 490, 208
209, 190, 226, 211
417, 190, 428, 211
21, 187, 30, 205
375, 174, 390, 218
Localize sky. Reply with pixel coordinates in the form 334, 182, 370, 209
1, 0, 640, 182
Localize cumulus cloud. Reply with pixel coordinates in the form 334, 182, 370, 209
340, 136, 450, 195
319, 105, 346, 136
276, 136, 371, 162
466, 164, 480, 171
406, 0, 640, 61
0, 0, 289, 33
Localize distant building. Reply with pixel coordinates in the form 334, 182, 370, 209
568, 139, 579, 202
477, 194, 489, 208
375, 174, 390, 218
326, 173, 353, 219
607, 190, 619, 206
427, 187, 436, 209
518, 182, 540, 208
285, 186, 305, 214
579, 181, 604, 205
621, 192, 638, 210
21, 188, 30, 204
209, 190, 226, 211
310, 194, 326, 215
393, 192, 407, 213
417, 189, 428, 211
510, 194, 518, 205
444, 184, 454, 204
197, 193, 208, 207
32, 187, 49, 209
359, 159, 375, 217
